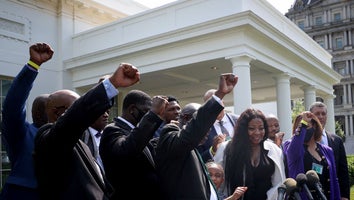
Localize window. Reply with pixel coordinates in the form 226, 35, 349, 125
334, 13, 341, 22
317, 40, 325, 48
0, 78, 12, 188
297, 20, 305, 29
315, 16, 322, 25
334, 65, 346, 76
333, 86, 343, 105
335, 37, 343, 49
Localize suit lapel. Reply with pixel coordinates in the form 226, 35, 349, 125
325, 131, 334, 147
75, 141, 107, 188
114, 117, 156, 168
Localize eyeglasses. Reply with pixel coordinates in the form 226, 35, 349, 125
208, 172, 223, 178
53, 105, 69, 117
53, 105, 68, 110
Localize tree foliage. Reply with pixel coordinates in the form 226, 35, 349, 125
290, 99, 345, 140
291, 99, 305, 122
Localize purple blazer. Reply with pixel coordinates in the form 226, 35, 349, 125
283, 126, 340, 200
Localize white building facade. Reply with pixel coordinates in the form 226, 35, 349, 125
0, 0, 342, 186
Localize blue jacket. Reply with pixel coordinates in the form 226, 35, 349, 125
283, 126, 341, 200
1, 65, 38, 188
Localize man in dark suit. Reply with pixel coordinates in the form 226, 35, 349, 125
197, 89, 238, 162
310, 101, 350, 200
156, 73, 238, 200
81, 110, 109, 169
33, 63, 140, 200
100, 90, 167, 200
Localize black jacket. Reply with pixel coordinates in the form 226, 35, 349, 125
33, 83, 113, 200
326, 131, 350, 199
100, 112, 163, 200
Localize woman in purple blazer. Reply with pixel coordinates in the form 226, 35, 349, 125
283, 111, 340, 200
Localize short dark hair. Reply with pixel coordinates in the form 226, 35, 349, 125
167, 95, 179, 103
122, 90, 151, 111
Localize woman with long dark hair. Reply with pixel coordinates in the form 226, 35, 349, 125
214, 108, 286, 200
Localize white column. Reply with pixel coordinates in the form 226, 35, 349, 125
351, 60, 354, 74
324, 94, 336, 134
302, 85, 316, 110
348, 83, 352, 104
227, 55, 254, 115
324, 34, 328, 49
344, 31, 348, 46
324, 10, 328, 23
343, 6, 347, 20
343, 84, 348, 105
348, 30, 352, 45
350, 115, 353, 136
345, 115, 349, 136
329, 34, 332, 49
275, 73, 293, 140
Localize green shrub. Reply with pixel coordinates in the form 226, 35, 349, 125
348, 155, 354, 187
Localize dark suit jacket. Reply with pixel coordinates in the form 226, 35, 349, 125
33, 83, 113, 200
197, 113, 237, 162
100, 112, 163, 200
326, 131, 350, 198
156, 97, 223, 200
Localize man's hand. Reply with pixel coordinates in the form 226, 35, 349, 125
301, 111, 313, 124
211, 134, 226, 154
275, 132, 285, 147
109, 63, 140, 88
151, 95, 168, 119
214, 73, 238, 100
29, 43, 54, 66
225, 186, 248, 200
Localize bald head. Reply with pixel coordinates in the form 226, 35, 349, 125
203, 89, 217, 102
203, 89, 224, 120
32, 94, 50, 128
179, 102, 201, 128
46, 89, 80, 123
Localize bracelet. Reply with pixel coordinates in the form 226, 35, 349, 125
300, 119, 308, 126
210, 147, 216, 156
28, 60, 40, 70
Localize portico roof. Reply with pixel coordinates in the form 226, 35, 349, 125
65, 0, 341, 109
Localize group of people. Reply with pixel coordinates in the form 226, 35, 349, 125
0, 42, 350, 200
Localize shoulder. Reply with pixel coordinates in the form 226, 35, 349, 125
326, 131, 344, 143
319, 143, 334, 155
34, 123, 54, 146
160, 123, 180, 136
226, 112, 239, 121
264, 140, 281, 153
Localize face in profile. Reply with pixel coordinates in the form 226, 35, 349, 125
266, 118, 279, 140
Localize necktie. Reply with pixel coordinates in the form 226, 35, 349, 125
95, 132, 102, 138
219, 121, 229, 137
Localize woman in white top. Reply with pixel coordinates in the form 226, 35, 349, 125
214, 108, 286, 200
